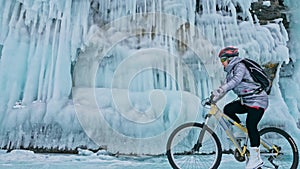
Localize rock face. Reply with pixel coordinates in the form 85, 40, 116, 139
250, 0, 292, 79
250, 0, 288, 28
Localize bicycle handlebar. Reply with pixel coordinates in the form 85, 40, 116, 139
201, 97, 214, 107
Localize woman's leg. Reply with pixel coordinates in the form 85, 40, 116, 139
223, 100, 247, 123
245, 107, 264, 147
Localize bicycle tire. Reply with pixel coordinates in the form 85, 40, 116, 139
259, 127, 299, 169
166, 122, 222, 169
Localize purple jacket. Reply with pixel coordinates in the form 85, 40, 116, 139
221, 57, 269, 109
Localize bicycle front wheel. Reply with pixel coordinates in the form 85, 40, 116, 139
166, 122, 222, 169
259, 127, 299, 169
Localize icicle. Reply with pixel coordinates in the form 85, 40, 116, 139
133, 0, 137, 20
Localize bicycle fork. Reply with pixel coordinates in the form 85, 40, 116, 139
192, 115, 212, 152
192, 124, 208, 152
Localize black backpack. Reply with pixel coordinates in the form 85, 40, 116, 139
240, 58, 272, 95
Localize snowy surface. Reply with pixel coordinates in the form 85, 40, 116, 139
0, 149, 247, 169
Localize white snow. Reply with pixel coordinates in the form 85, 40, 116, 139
263, 1, 271, 7
0, 149, 247, 169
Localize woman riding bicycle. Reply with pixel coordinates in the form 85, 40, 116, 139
211, 46, 268, 169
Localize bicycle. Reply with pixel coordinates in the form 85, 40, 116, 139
166, 98, 299, 169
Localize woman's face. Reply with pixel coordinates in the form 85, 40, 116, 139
222, 59, 229, 68
220, 57, 229, 68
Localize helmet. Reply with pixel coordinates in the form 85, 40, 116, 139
218, 46, 239, 58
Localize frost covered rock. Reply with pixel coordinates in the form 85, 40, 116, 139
250, 0, 288, 27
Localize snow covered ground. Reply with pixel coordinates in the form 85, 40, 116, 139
0, 150, 246, 169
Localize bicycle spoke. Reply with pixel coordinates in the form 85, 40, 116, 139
166, 123, 222, 169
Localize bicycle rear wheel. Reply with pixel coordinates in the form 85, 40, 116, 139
259, 127, 299, 169
166, 122, 222, 169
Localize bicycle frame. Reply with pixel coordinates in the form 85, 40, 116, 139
203, 104, 249, 156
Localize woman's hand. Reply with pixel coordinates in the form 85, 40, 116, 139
211, 87, 226, 103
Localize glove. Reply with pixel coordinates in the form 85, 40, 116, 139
211, 87, 226, 103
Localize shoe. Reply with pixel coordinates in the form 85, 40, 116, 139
245, 147, 264, 169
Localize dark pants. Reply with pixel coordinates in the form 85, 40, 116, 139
223, 100, 264, 147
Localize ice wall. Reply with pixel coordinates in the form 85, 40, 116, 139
283, 0, 300, 127
0, 0, 94, 151
0, 0, 298, 154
